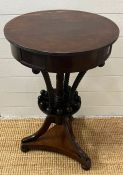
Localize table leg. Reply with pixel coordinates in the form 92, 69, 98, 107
21, 70, 91, 170
21, 115, 91, 170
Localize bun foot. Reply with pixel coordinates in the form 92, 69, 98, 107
81, 157, 91, 170
21, 145, 29, 153
20, 116, 91, 170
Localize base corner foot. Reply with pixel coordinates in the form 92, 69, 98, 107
21, 144, 29, 153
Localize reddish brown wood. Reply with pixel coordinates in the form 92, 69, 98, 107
4, 10, 119, 171
21, 116, 91, 170
4, 10, 119, 54
4, 10, 119, 72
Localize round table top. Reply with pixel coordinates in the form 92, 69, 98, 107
4, 10, 119, 55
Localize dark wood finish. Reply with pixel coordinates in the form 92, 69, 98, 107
64, 73, 70, 92
38, 71, 82, 117
4, 10, 119, 54
21, 115, 91, 170
9, 43, 114, 72
4, 10, 119, 170
41, 70, 54, 110
70, 71, 86, 100
4, 10, 119, 73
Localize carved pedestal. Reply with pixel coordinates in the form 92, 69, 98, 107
21, 70, 91, 170
4, 10, 119, 171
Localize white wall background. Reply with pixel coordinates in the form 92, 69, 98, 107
0, 0, 123, 118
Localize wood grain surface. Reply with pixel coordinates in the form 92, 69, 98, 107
4, 10, 119, 55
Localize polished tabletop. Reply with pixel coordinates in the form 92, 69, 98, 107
4, 10, 119, 55
4, 10, 119, 72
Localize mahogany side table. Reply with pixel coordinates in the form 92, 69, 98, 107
4, 10, 119, 170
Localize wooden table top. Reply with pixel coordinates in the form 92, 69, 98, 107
4, 10, 119, 72
4, 10, 119, 55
